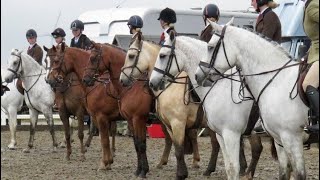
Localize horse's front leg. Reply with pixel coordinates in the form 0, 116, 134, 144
23, 108, 38, 153
203, 129, 220, 176
132, 116, 149, 178
76, 112, 86, 161
97, 117, 112, 171
157, 123, 173, 169
45, 111, 58, 152
7, 108, 18, 150
243, 134, 263, 179
85, 115, 95, 147
59, 108, 71, 160
188, 129, 200, 169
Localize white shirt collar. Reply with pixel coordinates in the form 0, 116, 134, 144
29, 43, 36, 49
259, 7, 268, 15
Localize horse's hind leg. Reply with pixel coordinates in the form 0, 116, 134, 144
23, 108, 38, 153
243, 134, 263, 179
76, 112, 85, 161
239, 136, 248, 176
132, 116, 149, 178
7, 107, 18, 150
85, 116, 95, 147
157, 123, 173, 169
172, 122, 188, 180
59, 109, 71, 160
203, 129, 220, 176
274, 142, 291, 180
188, 129, 200, 169
110, 121, 117, 156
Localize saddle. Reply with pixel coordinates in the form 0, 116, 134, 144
16, 78, 24, 95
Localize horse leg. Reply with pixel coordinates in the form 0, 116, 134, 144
172, 122, 188, 180
110, 121, 116, 156
97, 117, 112, 171
274, 142, 291, 180
243, 134, 263, 179
239, 136, 248, 176
203, 129, 220, 176
281, 134, 306, 180
23, 108, 38, 153
157, 123, 173, 169
132, 116, 149, 178
59, 109, 71, 160
77, 113, 85, 161
45, 111, 58, 152
7, 107, 18, 150
85, 116, 95, 147
188, 129, 200, 169
218, 130, 241, 180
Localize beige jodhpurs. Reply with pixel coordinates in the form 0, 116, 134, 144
303, 61, 319, 92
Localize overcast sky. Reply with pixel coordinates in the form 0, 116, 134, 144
1, 0, 253, 68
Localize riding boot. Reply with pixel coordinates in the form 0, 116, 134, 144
306, 85, 319, 133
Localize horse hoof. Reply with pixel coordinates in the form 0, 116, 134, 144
176, 175, 187, 180
65, 156, 71, 161
139, 173, 147, 178
203, 170, 212, 176
59, 143, 66, 148
134, 170, 141, 176
156, 164, 163, 169
8, 145, 16, 150
22, 148, 30, 153
240, 174, 252, 180
52, 147, 58, 153
192, 163, 200, 169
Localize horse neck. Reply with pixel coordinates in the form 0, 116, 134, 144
65, 48, 89, 82
143, 42, 159, 78
230, 28, 298, 98
176, 37, 210, 98
20, 54, 44, 88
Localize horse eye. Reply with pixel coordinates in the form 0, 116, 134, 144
208, 46, 214, 50
159, 54, 166, 59
13, 62, 17, 65
128, 54, 135, 59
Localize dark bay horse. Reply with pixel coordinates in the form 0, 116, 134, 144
82, 42, 155, 178
45, 44, 120, 170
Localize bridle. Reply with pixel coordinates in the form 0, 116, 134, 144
153, 38, 181, 81
7, 54, 22, 79
85, 46, 110, 82
198, 25, 231, 79
120, 40, 145, 83
46, 51, 66, 85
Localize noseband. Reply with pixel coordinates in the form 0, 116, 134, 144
85, 47, 110, 81
121, 41, 144, 82
46, 52, 66, 84
153, 40, 181, 81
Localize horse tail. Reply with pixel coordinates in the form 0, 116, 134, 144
270, 138, 278, 160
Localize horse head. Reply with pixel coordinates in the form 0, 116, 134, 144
149, 30, 181, 91
4, 49, 23, 83
120, 32, 147, 87
83, 41, 107, 86
195, 17, 238, 85
44, 43, 67, 88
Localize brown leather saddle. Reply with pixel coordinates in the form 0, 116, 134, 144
297, 55, 314, 106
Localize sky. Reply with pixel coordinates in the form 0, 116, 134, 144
1, 0, 253, 68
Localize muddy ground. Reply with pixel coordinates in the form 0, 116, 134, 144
1, 130, 319, 180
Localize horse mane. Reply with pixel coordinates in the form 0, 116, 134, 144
144, 40, 160, 47
102, 43, 127, 53
240, 26, 292, 58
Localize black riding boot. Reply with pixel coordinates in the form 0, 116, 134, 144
306, 85, 319, 133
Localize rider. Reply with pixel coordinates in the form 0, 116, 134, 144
26, 29, 44, 65
127, 15, 144, 46
70, 20, 92, 50
252, 0, 281, 43
158, 7, 177, 45
51, 27, 67, 47
303, 0, 319, 132
200, 3, 220, 42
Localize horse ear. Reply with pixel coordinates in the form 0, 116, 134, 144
17, 50, 23, 55
226, 17, 235, 26
52, 45, 57, 52
209, 19, 223, 33
43, 46, 49, 52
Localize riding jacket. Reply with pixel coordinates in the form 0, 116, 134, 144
27, 43, 43, 65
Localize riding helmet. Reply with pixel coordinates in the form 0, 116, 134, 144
256, 0, 273, 7
127, 15, 144, 28
203, 4, 220, 20
26, 29, 37, 38
70, 20, 84, 30
51, 28, 66, 38
157, 7, 177, 24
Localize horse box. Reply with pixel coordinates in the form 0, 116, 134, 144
147, 124, 165, 138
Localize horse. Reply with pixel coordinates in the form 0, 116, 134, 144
43, 53, 94, 161
148, 24, 274, 179
45, 44, 122, 172
82, 42, 171, 178
119, 34, 238, 179
1, 70, 24, 149
3, 49, 58, 153
195, 20, 309, 179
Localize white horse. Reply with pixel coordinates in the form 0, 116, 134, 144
195, 20, 309, 179
1, 70, 24, 149
149, 26, 260, 180
4, 49, 58, 152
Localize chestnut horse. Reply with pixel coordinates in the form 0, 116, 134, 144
46, 44, 120, 170
82, 42, 160, 178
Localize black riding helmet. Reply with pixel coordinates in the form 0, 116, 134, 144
127, 15, 143, 28
203, 4, 220, 21
26, 29, 37, 38
70, 20, 84, 30
157, 7, 177, 24
51, 28, 66, 38
256, 0, 273, 7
